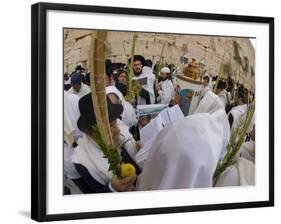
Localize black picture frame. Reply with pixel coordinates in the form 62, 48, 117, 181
31, 2, 274, 222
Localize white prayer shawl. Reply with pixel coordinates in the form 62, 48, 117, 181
117, 119, 138, 160
72, 134, 113, 185
134, 66, 155, 105
121, 101, 138, 127
64, 143, 81, 179
194, 91, 224, 114
137, 109, 230, 190
217, 89, 228, 108
106, 86, 138, 127
238, 141, 255, 162
158, 79, 175, 104
72, 120, 138, 186
64, 91, 82, 147
67, 83, 91, 98
64, 78, 71, 85
198, 85, 211, 103
228, 104, 255, 134
215, 157, 255, 187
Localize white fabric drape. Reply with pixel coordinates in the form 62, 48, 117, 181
64, 91, 82, 147
215, 157, 255, 187
137, 109, 230, 190
217, 89, 228, 108
106, 85, 138, 127
67, 83, 91, 98
238, 141, 255, 162
72, 134, 112, 185
194, 91, 224, 114
72, 119, 138, 186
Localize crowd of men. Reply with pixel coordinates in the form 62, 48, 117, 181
63, 54, 255, 194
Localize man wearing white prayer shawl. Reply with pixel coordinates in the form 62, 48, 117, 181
194, 90, 224, 114
215, 80, 228, 108
156, 67, 175, 104
63, 91, 83, 194
64, 91, 82, 147
137, 109, 230, 190
106, 86, 138, 128
105, 88, 142, 158
238, 126, 255, 162
72, 94, 141, 193
67, 73, 91, 98
215, 124, 255, 187
198, 75, 212, 104
131, 55, 155, 105
228, 88, 255, 135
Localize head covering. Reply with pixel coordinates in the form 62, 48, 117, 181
105, 59, 113, 75
106, 86, 124, 102
71, 73, 82, 85
77, 93, 123, 134
75, 65, 84, 71
137, 109, 230, 190
146, 59, 153, 68
217, 80, 226, 89
160, 67, 171, 74
194, 91, 224, 114
128, 55, 146, 66
115, 82, 128, 97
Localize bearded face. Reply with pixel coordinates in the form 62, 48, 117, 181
133, 60, 143, 76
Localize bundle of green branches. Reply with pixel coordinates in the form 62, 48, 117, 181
92, 126, 122, 176
213, 102, 255, 184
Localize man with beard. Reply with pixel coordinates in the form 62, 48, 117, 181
156, 67, 175, 104
130, 55, 155, 105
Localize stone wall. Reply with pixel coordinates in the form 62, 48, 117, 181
64, 29, 255, 90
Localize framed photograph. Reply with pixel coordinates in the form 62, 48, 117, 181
31, 2, 274, 222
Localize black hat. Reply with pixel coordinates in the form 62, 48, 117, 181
128, 55, 146, 66
77, 93, 124, 134
145, 59, 153, 67
115, 82, 128, 97
217, 80, 226, 89
75, 65, 85, 71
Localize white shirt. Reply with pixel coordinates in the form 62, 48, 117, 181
158, 79, 175, 104
67, 83, 91, 98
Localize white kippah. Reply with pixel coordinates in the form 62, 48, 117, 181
160, 67, 170, 73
